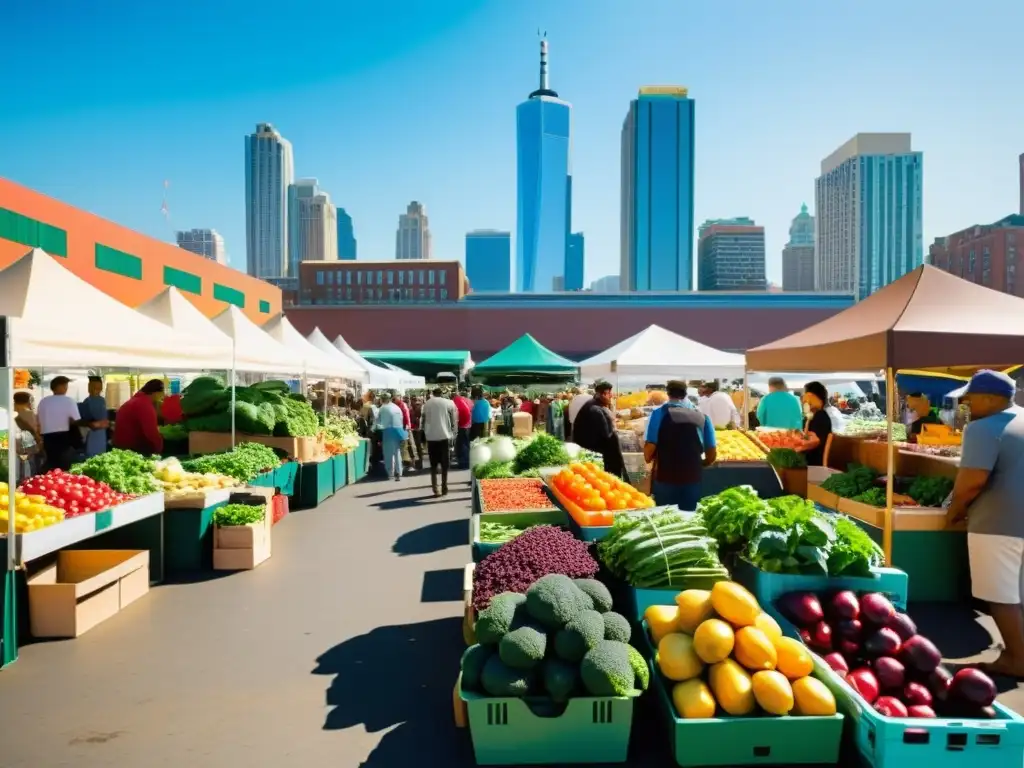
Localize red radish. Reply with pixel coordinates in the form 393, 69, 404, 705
828, 590, 860, 620
863, 627, 902, 657
903, 682, 932, 706
808, 621, 832, 651
824, 652, 849, 675
928, 666, 953, 703
887, 612, 917, 642
900, 636, 941, 674
846, 668, 880, 703
860, 593, 896, 626
873, 657, 906, 690
874, 696, 908, 717
778, 592, 824, 628
835, 619, 863, 640
837, 638, 861, 659
950, 668, 997, 708
907, 704, 936, 718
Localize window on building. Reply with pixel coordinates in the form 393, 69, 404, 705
418, 270, 425, 285
357, 271, 363, 285
317, 271, 325, 285
0, 208, 68, 256
346, 270, 352, 285
398, 270, 404, 285
346, 287, 352, 301
418, 288, 425, 299
407, 270, 413, 285
429, 270, 435, 285
387, 270, 394, 285
968, 250, 976, 274
377, 288, 383, 300
440, 270, 447, 285
441, 288, 448, 300
377, 270, 383, 285
327, 271, 334, 285
430, 288, 436, 299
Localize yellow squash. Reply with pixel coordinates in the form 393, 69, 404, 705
709, 659, 756, 716
710, 581, 761, 627
693, 618, 735, 664
751, 670, 794, 715
733, 626, 778, 672
674, 589, 714, 633
672, 679, 717, 719
657, 633, 704, 681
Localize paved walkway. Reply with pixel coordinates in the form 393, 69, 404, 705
0, 468, 1019, 767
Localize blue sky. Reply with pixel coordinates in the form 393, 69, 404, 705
2, 0, 1022, 286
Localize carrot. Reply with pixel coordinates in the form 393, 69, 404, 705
479, 479, 556, 513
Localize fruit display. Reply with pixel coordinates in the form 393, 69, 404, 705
614, 391, 651, 410
19, 470, 133, 517
777, 589, 998, 719
321, 412, 360, 454
151, 457, 238, 498
551, 462, 655, 523
715, 430, 768, 462
461, 574, 648, 701
0, 482, 65, 533
597, 507, 729, 589
755, 429, 811, 451
478, 478, 556, 513
645, 581, 837, 718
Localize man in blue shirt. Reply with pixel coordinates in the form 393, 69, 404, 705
470, 386, 492, 441
756, 377, 805, 430
643, 380, 717, 510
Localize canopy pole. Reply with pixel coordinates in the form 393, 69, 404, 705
883, 366, 896, 565
742, 368, 750, 430
6, 318, 16, 576
229, 341, 236, 448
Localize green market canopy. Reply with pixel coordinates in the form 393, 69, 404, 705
359, 349, 473, 379
470, 334, 578, 385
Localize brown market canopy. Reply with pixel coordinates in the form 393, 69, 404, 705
746, 265, 1024, 373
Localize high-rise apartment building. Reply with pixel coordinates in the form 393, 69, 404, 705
782, 204, 816, 291
176, 228, 226, 265
244, 123, 294, 278
395, 201, 432, 260
815, 133, 923, 299
565, 232, 585, 291
287, 179, 338, 268
697, 219, 766, 291
516, 37, 572, 292
621, 86, 696, 292
590, 274, 621, 293
337, 208, 357, 261
465, 230, 511, 292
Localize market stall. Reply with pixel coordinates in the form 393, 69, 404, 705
359, 349, 473, 381
747, 263, 1024, 601
263, 314, 365, 381
470, 333, 578, 387
330, 334, 416, 390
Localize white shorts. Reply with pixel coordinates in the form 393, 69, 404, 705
968, 533, 1024, 605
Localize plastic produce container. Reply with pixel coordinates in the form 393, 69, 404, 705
468, 510, 566, 563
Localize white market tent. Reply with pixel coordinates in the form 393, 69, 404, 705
263, 314, 365, 380
579, 324, 746, 385
135, 287, 235, 364
746, 372, 882, 397
212, 306, 305, 374
0, 248, 232, 370
306, 328, 370, 380
332, 334, 405, 389
378, 361, 427, 390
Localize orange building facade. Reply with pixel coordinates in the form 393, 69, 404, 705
0, 177, 281, 322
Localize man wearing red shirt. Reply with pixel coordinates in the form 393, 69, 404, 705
453, 389, 472, 468
114, 379, 165, 455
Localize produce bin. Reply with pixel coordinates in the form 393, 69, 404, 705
469, 510, 567, 563
354, 438, 368, 480
163, 498, 229, 572
460, 680, 634, 765
188, 431, 321, 463
542, 483, 614, 542
274, 460, 299, 497
296, 459, 334, 508
702, 462, 784, 501
249, 469, 276, 490
331, 454, 348, 492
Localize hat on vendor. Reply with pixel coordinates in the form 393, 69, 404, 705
964, 369, 1016, 400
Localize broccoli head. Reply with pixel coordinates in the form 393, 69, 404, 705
475, 592, 528, 645
460, 644, 494, 692
499, 624, 548, 670
627, 644, 650, 692
481, 654, 535, 697
574, 578, 614, 613
554, 609, 605, 662
543, 658, 580, 703
580, 640, 639, 697
525, 574, 585, 630
602, 611, 632, 643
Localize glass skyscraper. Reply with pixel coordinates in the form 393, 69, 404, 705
565, 232, 584, 291
465, 230, 511, 292
337, 208, 357, 261
516, 38, 572, 292
621, 87, 695, 292
244, 123, 294, 279
815, 133, 923, 299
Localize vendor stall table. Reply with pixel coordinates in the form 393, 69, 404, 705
296, 459, 335, 508
702, 462, 783, 501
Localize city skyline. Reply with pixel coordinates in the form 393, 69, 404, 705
244, 123, 293, 279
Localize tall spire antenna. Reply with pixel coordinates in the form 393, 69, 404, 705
529, 30, 558, 99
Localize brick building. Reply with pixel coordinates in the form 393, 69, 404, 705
928, 214, 1024, 296
298, 259, 468, 305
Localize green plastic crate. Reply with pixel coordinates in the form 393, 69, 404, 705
296, 459, 334, 508
274, 460, 298, 497
469, 510, 568, 563
163, 501, 227, 572
249, 469, 276, 489
331, 454, 347, 492
460, 686, 634, 765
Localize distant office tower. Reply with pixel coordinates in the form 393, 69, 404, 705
698, 217, 755, 240
516, 37, 572, 292
929, 214, 1024, 295
782, 204, 816, 291
176, 228, 226, 264
621, 86, 696, 292
697, 219, 766, 291
465, 230, 511, 292
565, 232, 584, 291
287, 179, 338, 269
815, 133, 923, 298
396, 201, 432, 260
337, 208, 357, 261
244, 123, 294, 278
591, 274, 621, 293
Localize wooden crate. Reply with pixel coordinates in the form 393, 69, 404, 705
188, 431, 322, 463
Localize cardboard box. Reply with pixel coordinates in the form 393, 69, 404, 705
27, 550, 150, 638
213, 488, 272, 570
188, 431, 322, 463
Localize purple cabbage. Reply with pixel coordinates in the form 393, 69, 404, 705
472, 525, 599, 612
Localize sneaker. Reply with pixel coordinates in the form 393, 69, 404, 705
394, 475, 401, 482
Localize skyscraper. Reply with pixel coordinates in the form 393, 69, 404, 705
244, 123, 294, 278
697, 219, 766, 291
396, 201, 432, 260
565, 232, 585, 291
621, 86, 695, 292
176, 228, 226, 265
815, 133, 923, 298
465, 230, 511, 292
516, 37, 572, 292
337, 208, 357, 261
782, 204, 816, 291
287, 179, 338, 268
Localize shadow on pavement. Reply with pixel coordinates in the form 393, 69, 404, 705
392, 519, 468, 557
421, 568, 465, 602
314, 616, 475, 767
374, 496, 466, 511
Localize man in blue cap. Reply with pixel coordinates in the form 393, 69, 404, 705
949, 369, 1024, 678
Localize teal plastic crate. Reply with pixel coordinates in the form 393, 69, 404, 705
297, 459, 334, 508
274, 460, 298, 497
469, 510, 568, 563
460, 685, 634, 765
624, 586, 685, 621
565, 512, 612, 542
331, 454, 347, 492
249, 469, 276, 489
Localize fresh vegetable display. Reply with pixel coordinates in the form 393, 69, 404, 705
462, 574, 647, 701
756, 430, 811, 451
180, 377, 320, 437
698, 486, 884, 576
551, 462, 655, 518
512, 433, 570, 475
715, 430, 767, 462
819, 464, 877, 499
837, 403, 908, 442
597, 507, 729, 589
181, 442, 280, 481
321, 412, 360, 453
472, 525, 599, 612
71, 449, 159, 495
158, 423, 189, 441
0, 482, 65, 533
151, 457, 238, 498
765, 448, 807, 470
478, 478, 555, 513
19, 470, 132, 516
906, 476, 954, 507
212, 503, 266, 527
776, 589, 999, 719
478, 521, 536, 544
644, 581, 837, 718
471, 434, 601, 479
